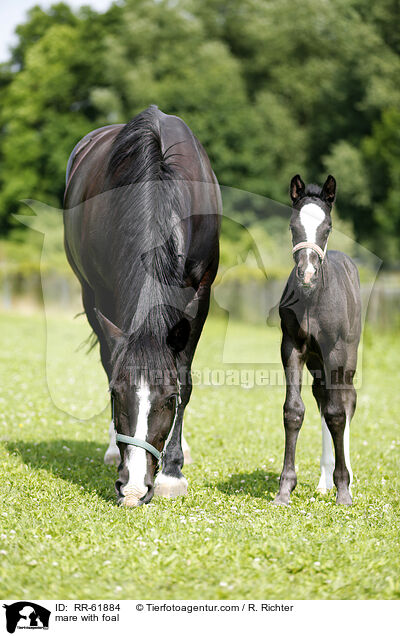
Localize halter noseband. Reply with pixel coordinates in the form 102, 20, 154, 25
115, 434, 162, 461
113, 393, 181, 466
292, 241, 327, 261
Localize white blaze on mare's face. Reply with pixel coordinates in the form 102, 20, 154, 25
123, 380, 150, 500
299, 202, 326, 281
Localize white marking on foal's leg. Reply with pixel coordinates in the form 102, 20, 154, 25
121, 381, 150, 507
154, 473, 188, 498
104, 420, 121, 465
344, 414, 353, 495
317, 415, 335, 494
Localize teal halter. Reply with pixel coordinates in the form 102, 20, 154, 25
112, 393, 180, 465
115, 433, 162, 462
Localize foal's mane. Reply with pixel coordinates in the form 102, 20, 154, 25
105, 105, 189, 381
304, 183, 323, 198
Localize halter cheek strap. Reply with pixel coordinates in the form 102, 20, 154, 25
292, 241, 327, 261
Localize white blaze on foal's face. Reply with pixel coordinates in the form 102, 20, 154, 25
122, 380, 151, 505
299, 203, 326, 283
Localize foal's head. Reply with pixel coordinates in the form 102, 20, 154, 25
96, 310, 190, 506
289, 174, 336, 291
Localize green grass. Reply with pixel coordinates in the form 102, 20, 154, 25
0, 310, 399, 599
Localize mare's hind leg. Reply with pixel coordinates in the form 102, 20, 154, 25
274, 335, 305, 506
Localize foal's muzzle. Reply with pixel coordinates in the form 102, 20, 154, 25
296, 264, 318, 286
293, 241, 326, 288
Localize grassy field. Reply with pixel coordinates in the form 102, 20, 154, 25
0, 309, 399, 599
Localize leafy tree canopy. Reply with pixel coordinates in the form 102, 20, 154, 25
0, 0, 399, 264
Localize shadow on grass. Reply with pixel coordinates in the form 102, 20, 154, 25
5, 440, 116, 503
212, 469, 281, 499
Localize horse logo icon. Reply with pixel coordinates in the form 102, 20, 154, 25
3, 602, 50, 633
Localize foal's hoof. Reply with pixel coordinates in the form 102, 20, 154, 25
336, 491, 352, 506
273, 494, 290, 507
183, 448, 193, 465
154, 473, 188, 498
104, 448, 120, 466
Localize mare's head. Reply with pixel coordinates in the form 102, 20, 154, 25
289, 174, 336, 291
96, 310, 190, 507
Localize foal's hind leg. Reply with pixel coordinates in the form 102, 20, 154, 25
274, 336, 305, 506
316, 414, 335, 494
309, 366, 335, 494
322, 389, 353, 505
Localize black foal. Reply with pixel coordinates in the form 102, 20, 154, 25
274, 175, 361, 506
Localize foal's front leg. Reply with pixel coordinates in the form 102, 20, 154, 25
274, 337, 305, 506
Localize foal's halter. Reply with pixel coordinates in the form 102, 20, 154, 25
292, 241, 327, 261
292, 233, 331, 288
112, 392, 181, 466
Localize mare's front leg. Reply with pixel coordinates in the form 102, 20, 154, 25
274, 335, 305, 506
154, 385, 190, 498
155, 274, 214, 498
80, 284, 120, 467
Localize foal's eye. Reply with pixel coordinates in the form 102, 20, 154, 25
164, 395, 177, 410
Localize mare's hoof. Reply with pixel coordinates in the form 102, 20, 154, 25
316, 487, 331, 495
154, 473, 188, 498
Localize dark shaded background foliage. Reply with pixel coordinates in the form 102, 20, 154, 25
0, 0, 399, 264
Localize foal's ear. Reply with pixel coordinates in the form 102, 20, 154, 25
94, 309, 127, 352
167, 318, 191, 354
290, 174, 305, 204
321, 175, 336, 205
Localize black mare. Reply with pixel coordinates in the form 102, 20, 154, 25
64, 106, 221, 506
274, 175, 361, 506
